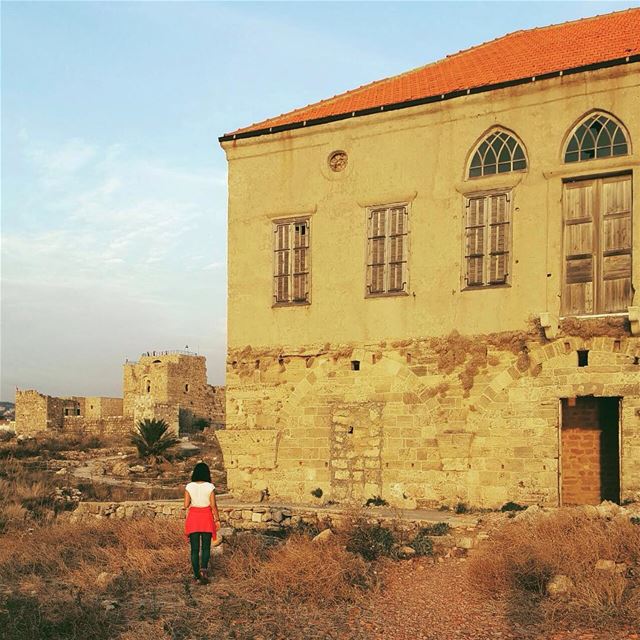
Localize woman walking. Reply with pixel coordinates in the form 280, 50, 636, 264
184, 461, 220, 584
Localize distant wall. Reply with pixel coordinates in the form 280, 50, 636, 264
15, 390, 50, 434
63, 415, 134, 437
84, 397, 124, 419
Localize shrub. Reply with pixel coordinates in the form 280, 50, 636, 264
411, 529, 434, 556
291, 519, 320, 538
345, 521, 395, 560
310, 487, 323, 498
501, 501, 528, 512
455, 501, 470, 514
420, 521, 450, 536
364, 495, 388, 507
130, 419, 179, 460
191, 417, 210, 431
468, 508, 640, 629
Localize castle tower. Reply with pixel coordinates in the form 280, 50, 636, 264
123, 352, 221, 432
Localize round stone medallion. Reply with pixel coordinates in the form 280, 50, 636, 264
328, 150, 348, 172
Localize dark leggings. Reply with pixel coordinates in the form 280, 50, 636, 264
189, 532, 212, 578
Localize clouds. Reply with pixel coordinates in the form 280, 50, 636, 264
2, 132, 227, 399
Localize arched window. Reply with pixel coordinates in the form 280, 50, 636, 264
468, 130, 527, 178
564, 113, 629, 163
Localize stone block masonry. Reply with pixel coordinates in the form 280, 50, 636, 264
222, 328, 640, 510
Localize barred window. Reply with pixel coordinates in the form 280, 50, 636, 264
464, 192, 511, 287
273, 218, 310, 305
564, 113, 629, 163
469, 130, 526, 178
366, 204, 408, 295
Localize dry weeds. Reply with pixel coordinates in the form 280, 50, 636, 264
0, 518, 376, 640
468, 508, 640, 630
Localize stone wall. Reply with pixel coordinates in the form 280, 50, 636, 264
64, 500, 480, 550
63, 415, 134, 438
85, 397, 124, 419
15, 390, 49, 433
221, 328, 640, 509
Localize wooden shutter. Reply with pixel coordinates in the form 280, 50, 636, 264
465, 196, 486, 286
368, 208, 386, 294
292, 221, 309, 302
274, 223, 290, 303
562, 180, 595, 315
488, 193, 510, 284
388, 206, 407, 292
601, 175, 632, 312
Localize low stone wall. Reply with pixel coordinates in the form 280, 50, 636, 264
63, 500, 481, 550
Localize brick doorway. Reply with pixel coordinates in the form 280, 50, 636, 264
560, 396, 620, 505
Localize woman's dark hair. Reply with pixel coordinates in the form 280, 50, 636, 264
191, 462, 211, 482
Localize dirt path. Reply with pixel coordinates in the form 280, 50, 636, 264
346, 557, 639, 640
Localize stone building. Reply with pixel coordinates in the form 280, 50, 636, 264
15, 352, 225, 438
123, 352, 225, 432
218, 9, 640, 508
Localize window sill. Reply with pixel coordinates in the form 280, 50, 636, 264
462, 283, 511, 292
455, 173, 523, 195
559, 312, 628, 319
365, 291, 410, 299
272, 301, 311, 309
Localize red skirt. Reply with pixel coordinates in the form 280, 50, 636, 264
185, 506, 218, 540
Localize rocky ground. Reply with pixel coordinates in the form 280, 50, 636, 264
347, 556, 640, 640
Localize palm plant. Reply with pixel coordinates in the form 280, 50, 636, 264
130, 418, 179, 461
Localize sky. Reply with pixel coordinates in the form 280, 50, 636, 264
2, 0, 639, 402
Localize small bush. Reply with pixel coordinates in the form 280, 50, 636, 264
292, 519, 320, 538
501, 501, 528, 512
130, 419, 179, 460
310, 487, 323, 498
455, 501, 469, 514
411, 530, 434, 556
345, 521, 395, 561
364, 495, 388, 507
420, 521, 451, 536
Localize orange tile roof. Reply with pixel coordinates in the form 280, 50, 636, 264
222, 8, 640, 140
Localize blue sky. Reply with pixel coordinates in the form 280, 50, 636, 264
2, 0, 639, 401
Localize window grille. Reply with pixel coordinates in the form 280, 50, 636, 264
464, 192, 511, 287
564, 113, 629, 163
273, 218, 310, 304
366, 204, 408, 295
469, 131, 526, 178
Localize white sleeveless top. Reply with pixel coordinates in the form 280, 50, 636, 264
186, 481, 215, 507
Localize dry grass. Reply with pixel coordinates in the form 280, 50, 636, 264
0, 518, 376, 640
0, 433, 106, 460
468, 508, 640, 630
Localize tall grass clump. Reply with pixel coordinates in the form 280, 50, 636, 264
468, 508, 640, 630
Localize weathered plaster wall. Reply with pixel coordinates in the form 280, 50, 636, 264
222, 66, 639, 349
